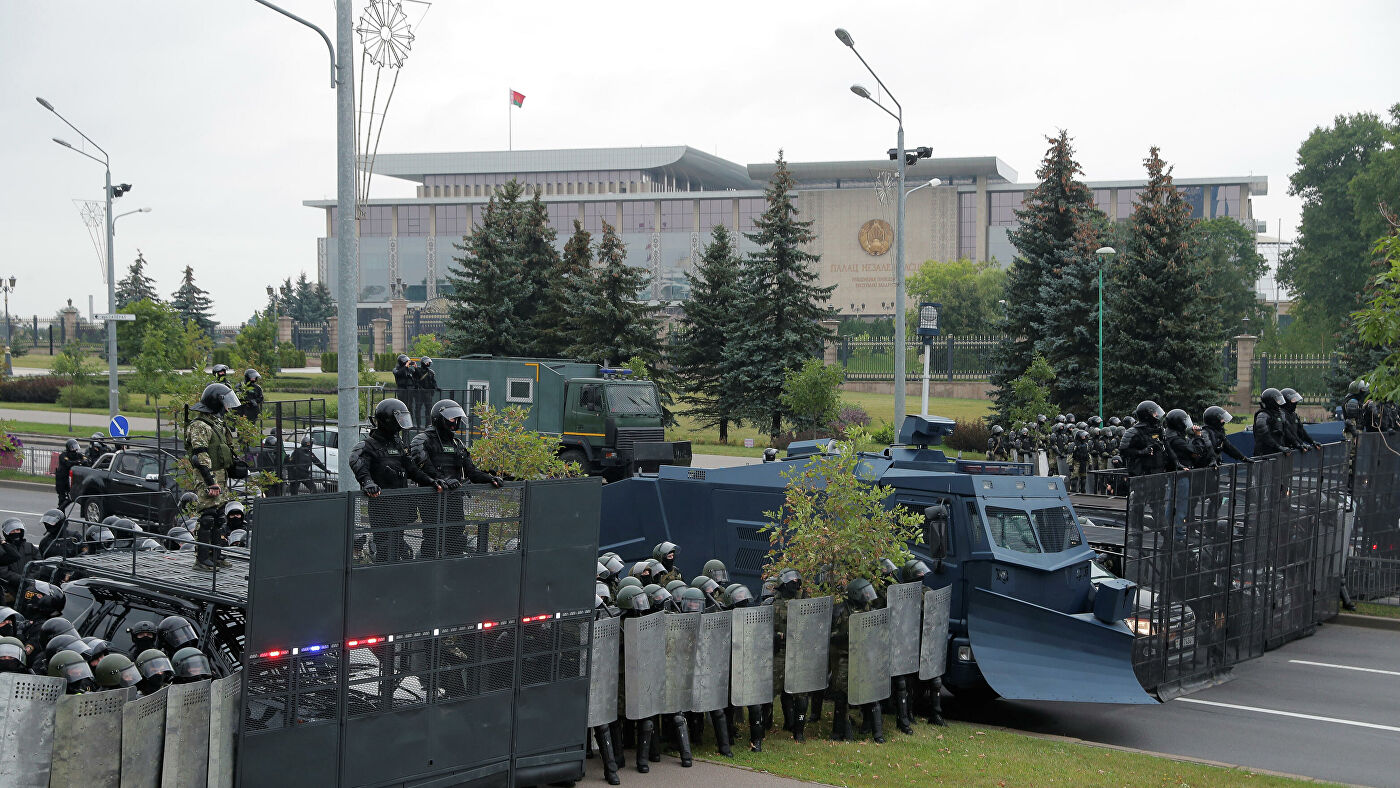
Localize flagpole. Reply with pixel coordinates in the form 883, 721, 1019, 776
508, 89, 512, 151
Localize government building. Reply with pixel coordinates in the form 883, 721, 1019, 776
305, 146, 1266, 320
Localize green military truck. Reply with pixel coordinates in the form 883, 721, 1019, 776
430, 356, 691, 478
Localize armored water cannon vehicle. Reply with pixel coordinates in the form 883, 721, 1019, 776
599, 414, 1154, 704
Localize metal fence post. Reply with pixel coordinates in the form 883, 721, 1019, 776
1259, 352, 1268, 391
946, 336, 955, 382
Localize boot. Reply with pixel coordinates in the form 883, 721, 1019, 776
927, 678, 947, 726
648, 716, 662, 763
830, 700, 852, 742
762, 701, 774, 731
858, 705, 873, 735
688, 711, 704, 747
635, 719, 653, 773
612, 721, 627, 768
672, 713, 693, 767
894, 678, 914, 735
869, 703, 886, 744
780, 693, 795, 732
621, 719, 634, 750
748, 705, 764, 752
710, 710, 733, 758
594, 725, 621, 786
586, 730, 595, 759
811, 690, 824, 722
791, 694, 809, 743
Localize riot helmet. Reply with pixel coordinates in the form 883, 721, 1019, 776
65, 438, 80, 452
665, 579, 688, 596
1065, 413, 1076, 424
371, 398, 413, 434
244, 368, 261, 384
396, 354, 410, 367
429, 399, 468, 435
136, 537, 164, 551
40, 508, 66, 534
723, 584, 754, 608
134, 649, 174, 692
158, 615, 199, 652
628, 560, 653, 584
1088, 426, 1101, 438
703, 559, 730, 585
1203, 406, 1232, 429
83, 526, 115, 551
1075, 422, 1087, 431
109, 518, 137, 538
596, 561, 610, 581
262, 435, 280, 449
1164, 409, 1193, 433
1280, 388, 1303, 411
1134, 401, 1165, 426
1350, 379, 1370, 399
618, 576, 643, 590
690, 576, 720, 596
1088, 416, 1103, 428
95, 654, 141, 689
1020, 427, 1030, 437
652, 541, 679, 571
166, 527, 195, 551
127, 620, 160, 654
775, 568, 802, 597
1109, 416, 1122, 427
419, 357, 432, 368
82, 637, 112, 664
0, 636, 27, 672
845, 577, 878, 608
21, 581, 67, 620
615, 586, 651, 614
600, 553, 624, 579
1055, 414, 1067, 424
39, 617, 79, 646
301, 436, 313, 448
47, 634, 91, 661
642, 584, 671, 609
212, 363, 231, 380
595, 582, 612, 604
193, 383, 240, 415
48, 650, 96, 694
0, 607, 20, 639
171, 647, 212, 683
1076, 430, 1089, 441
679, 588, 707, 614
759, 579, 777, 602
2, 520, 22, 543
1036, 414, 1048, 425
1123, 416, 1137, 428
178, 491, 199, 510
226, 530, 248, 548
224, 500, 246, 521
644, 558, 666, 579
991, 425, 1004, 436
900, 559, 931, 583
1259, 388, 1285, 411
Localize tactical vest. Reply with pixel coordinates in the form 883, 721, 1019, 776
192, 414, 235, 471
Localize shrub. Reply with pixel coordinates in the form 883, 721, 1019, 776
469, 403, 585, 480
409, 334, 445, 359
58, 385, 132, 410
320, 352, 366, 374
869, 421, 897, 446
272, 377, 336, 395
780, 359, 844, 436
373, 352, 399, 373
944, 417, 991, 453
0, 375, 69, 403
211, 348, 234, 368
277, 344, 307, 369
828, 403, 871, 437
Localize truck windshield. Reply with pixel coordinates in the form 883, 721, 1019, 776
606, 385, 659, 415
983, 505, 1081, 554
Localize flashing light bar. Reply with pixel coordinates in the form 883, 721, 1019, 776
258, 615, 556, 658
346, 636, 382, 647
522, 614, 556, 623
598, 368, 633, 377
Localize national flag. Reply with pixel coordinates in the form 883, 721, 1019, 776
510, 90, 525, 108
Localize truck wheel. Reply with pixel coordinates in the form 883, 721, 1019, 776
82, 497, 103, 522
558, 449, 587, 472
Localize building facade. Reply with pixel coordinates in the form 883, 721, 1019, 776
305, 146, 1266, 320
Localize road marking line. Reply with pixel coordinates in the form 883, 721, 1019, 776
1288, 659, 1400, 677
1178, 698, 1400, 732
0, 509, 44, 517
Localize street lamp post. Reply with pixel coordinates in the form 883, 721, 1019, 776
837, 27, 931, 429
1, 276, 15, 348
1094, 246, 1116, 420
39, 97, 123, 418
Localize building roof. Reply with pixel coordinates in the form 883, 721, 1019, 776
747, 156, 1018, 185
975, 175, 1269, 195
365, 146, 754, 189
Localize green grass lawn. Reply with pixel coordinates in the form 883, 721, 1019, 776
1353, 601, 1400, 618
725, 714, 1328, 788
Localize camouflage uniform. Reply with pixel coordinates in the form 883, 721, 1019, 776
185, 412, 237, 568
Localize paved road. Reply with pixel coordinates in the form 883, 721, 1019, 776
0, 407, 159, 432
952, 622, 1400, 788
0, 482, 68, 546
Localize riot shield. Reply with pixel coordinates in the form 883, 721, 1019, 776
847, 608, 891, 706
623, 614, 666, 720
208, 672, 242, 788
51, 688, 127, 786
161, 679, 211, 788
690, 610, 732, 713
664, 612, 700, 713
121, 686, 167, 788
919, 586, 953, 680
1036, 450, 1049, 477
587, 616, 621, 728
729, 604, 773, 707
1055, 457, 1071, 477
886, 581, 923, 676
0, 673, 63, 788
783, 596, 832, 694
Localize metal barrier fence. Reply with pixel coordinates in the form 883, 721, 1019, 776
837, 335, 1001, 382
240, 479, 600, 788
0, 444, 58, 477
1254, 353, 1336, 406
1118, 441, 1362, 698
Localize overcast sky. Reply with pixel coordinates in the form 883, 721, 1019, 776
2, 0, 1396, 324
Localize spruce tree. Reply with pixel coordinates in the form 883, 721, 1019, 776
1103, 147, 1222, 415
443, 181, 535, 356
306, 280, 335, 323
731, 151, 836, 439
674, 225, 747, 442
169, 265, 216, 336
992, 131, 1103, 419
566, 220, 661, 367
537, 220, 594, 357
116, 251, 160, 308
516, 190, 562, 357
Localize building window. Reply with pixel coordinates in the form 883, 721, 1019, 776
358, 206, 392, 236
1213, 185, 1240, 218
1115, 188, 1142, 221
622, 201, 655, 232
547, 203, 579, 235
1092, 189, 1112, 214
506, 378, 534, 404
583, 202, 616, 233
1178, 186, 1206, 219
738, 198, 765, 232
660, 200, 694, 231
399, 205, 429, 237
699, 199, 731, 232
436, 205, 468, 238
989, 191, 1025, 227
958, 192, 977, 259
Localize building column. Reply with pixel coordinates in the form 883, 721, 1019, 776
277, 315, 293, 346
1234, 333, 1257, 413
371, 317, 389, 356
390, 297, 408, 352
974, 175, 989, 262
60, 301, 79, 345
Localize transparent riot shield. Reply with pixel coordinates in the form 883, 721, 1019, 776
663, 612, 700, 713
886, 581, 923, 676
782, 596, 832, 694
690, 610, 732, 713
587, 616, 620, 728
0, 673, 64, 787
729, 604, 773, 707
919, 585, 953, 680
847, 608, 891, 706
121, 686, 168, 788
623, 615, 666, 720
161, 679, 211, 788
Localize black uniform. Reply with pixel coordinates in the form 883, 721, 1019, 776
1202, 424, 1250, 464
0, 538, 39, 596
392, 359, 415, 398
1119, 424, 1171, 477
286, 444, 327, 495
235, 381, 264, 422
349, 425, 440, 563
1165, 427, 1210, 470
409, 425, 496, 558
55, 446, 87, 507
411, 364, 438, 428
1252, 409, 1292, 456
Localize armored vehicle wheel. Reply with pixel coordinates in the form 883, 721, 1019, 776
559, 448, 587, 470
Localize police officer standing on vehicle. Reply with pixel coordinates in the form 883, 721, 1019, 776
392, 354, 415, 398
54, 438, 88, 508
1279, 388, 1321, 451
409, 399, 500, 558
235, 368, 264, 422
1201, 407, 1253, 465
412, 357, 438, 429
185, 383, 243, 571
85, 433, 111, 464
350, 398, 445, 563
287, 435, 328, 495
1252, 388, 1294, 457
1119, 401, 1173, 478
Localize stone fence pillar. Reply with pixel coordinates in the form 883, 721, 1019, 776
371, 317, 389, 356
277, 315, 293, 346
390, 297, 408, 353
1234, 334, 1257, 413
821, 319, 840, 367
60, 302, 79, 344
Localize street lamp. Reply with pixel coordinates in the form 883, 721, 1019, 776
1094, 246, 1117, 420
916, 302, 942, 416
836, 27, 932, 428
40, 97, 123, 418
906, 177, 942, 196
1, 276, 15, 348
113, 207, 151, 231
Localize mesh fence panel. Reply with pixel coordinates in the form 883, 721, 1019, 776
350, 485, 523, 565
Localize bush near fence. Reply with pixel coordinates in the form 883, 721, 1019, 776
320, 352, 366, 374
0, 375, 70, 403
945, 418, 990, 453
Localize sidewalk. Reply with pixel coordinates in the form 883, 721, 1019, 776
0, 407, 160, 432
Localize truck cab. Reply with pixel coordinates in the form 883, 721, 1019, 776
561, 377, 668, 471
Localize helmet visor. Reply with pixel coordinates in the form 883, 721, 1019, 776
163, 622, 199, 649
114, 664, 142, 687
697, 577, 719, 595
392, 409, 414, 430
175, 653, 212, 680
707, 567, 730, 585
0, 643, 25, 664
220, 390, 242, 410
628, 593, 651, 612
728, 586, 753, 604
58, 659, 94, 683
139, 656, 174, 680
680, 596, 705, 613
438, 405, 467, 423
852, 583, 878, 605
595, 582, 611, 602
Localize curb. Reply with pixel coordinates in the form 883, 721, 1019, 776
0, 478, 50, 492
1332, 612, 1400, 632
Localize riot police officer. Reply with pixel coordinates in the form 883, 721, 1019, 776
987, 425, 1004, 461
212, 363, 231, 385
1120, 401, 1170, 477
1342, 380, 1368, 438
134, 649, 174, 695
55, 438, 87, 507
38, 509, 78, 561
829, 578, 881, 742
652, 542, 682, 585
158, 616, 199, 655
85, 433, 112, 464
1163, 409, 1208, 469
234, 368, 265, 422
0, 636, 29, 675
171, 647, 213, 684
1279, 388, 1320, 451
409, 399, 501, 558
287, 435, 328, 495
392, 354, 415, 397
1253, 388, 1293, 457
95, 653, 141, 690
615, 585, 656, 774
127, 621, 159, 660
350, 398, 445, 563
186, 383, 243, 570
48, 649, 97, 694
255, 435, 286, 495
0, 520, 38, 598
412, 357, 438, 428
770, 567, 805, 746
1201, 407, 1252, 465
